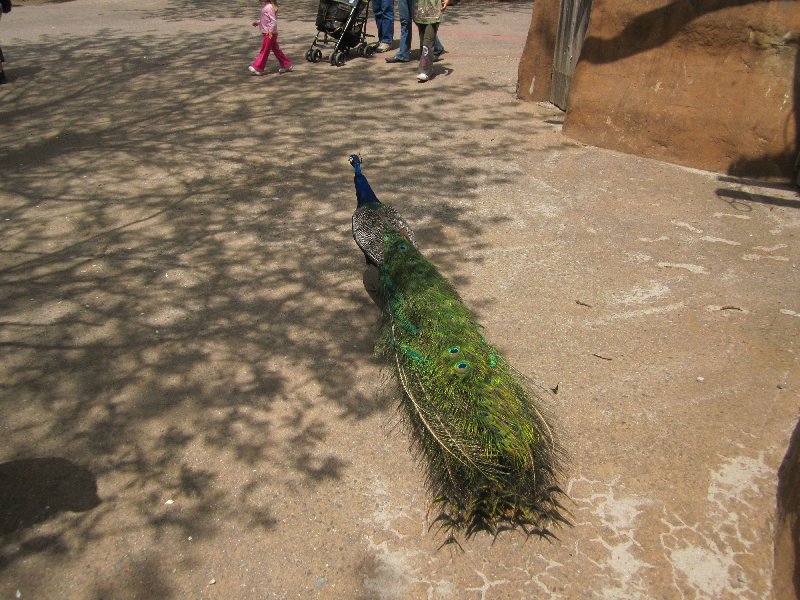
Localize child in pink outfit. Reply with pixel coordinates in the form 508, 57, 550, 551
249, 0, 293, 75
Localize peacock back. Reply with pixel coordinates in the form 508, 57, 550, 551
352, 203, 417, 266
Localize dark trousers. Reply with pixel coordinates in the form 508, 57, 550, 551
417, 22, 439, 76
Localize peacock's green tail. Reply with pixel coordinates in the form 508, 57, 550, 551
376, 231, 569, 541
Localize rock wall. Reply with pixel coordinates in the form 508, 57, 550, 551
517, 0, 561, 102
776, 420, 800, 600
519, 0, 800, 180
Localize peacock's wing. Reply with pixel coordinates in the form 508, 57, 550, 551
376, 230, 568, 539
352, 204, 416, 265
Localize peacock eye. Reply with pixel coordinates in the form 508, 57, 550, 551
397, 242, 408, 251
449, 347, 460, 355
454, 361, 469, 374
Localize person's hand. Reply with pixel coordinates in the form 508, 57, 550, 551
441, 0, 449, 11
267, 31, 273, 38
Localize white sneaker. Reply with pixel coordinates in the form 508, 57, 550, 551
417, 72, 429, 82
248, 65, 264, 76
278, 65, 294, 74
376, 42, 391, 53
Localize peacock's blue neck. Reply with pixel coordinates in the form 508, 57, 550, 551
355, 172, 381, 208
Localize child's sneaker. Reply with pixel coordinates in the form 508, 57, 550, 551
417, 72, 429, 82
278, 65, 293, 74
248, 65, 264, 76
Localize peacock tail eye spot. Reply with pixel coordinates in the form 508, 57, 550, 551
454, 361, 470, 374
397, 242, 408, 251
449, 347, 460, 355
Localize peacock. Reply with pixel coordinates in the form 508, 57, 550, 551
349, 154, 569, 541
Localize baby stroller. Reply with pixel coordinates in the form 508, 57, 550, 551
305, 0, 375, 67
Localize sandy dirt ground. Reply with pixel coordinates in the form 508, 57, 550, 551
0, 0, 798, 598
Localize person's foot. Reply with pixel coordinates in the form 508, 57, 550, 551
417, 72, 429, 82
385, 55, 410, 63
248, 65, 265, 76
375, 42, 391, 53
0, 70, 6, 84
278, 65, 293, 73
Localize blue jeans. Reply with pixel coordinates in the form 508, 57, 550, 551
371, 0, 394, 44
395, 0, 443, 60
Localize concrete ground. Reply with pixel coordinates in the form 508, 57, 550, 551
0, 0, 798, 598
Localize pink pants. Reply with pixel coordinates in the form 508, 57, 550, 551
251, 33, 292, 73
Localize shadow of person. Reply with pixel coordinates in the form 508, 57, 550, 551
0, 66, 43, 82
0, 458, 100, 536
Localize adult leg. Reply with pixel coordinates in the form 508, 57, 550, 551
250, 34, 272, 73
271, 34, 292, 69
371, 0, 393, 45
370, 0, 382, 40
382, 0, 395, 43
434, 34, 444, 57
393, 0, 412, 61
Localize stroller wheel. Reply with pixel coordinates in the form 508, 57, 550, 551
305, 49, 313, 62
363, 45, 375, 58
312, 49, 322, 63
334, 52, 347, 67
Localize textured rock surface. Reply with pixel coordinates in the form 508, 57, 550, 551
517, 0, 560, 101
563, 0, 800, 180
776, 420, 800, 600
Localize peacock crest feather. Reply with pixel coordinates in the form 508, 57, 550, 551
349, 155, 569, 542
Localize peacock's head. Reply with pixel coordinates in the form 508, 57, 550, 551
349, 154, 362, 170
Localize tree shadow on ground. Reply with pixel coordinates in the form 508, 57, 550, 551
0, 7, 568, 596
